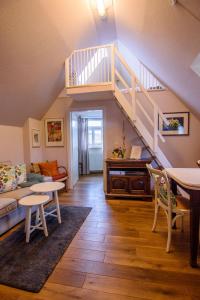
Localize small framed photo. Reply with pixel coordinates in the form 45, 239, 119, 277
130, 145, 142, 159
158, 112, 189, 136
45, 118, 64, 147
32, 129, 41, 148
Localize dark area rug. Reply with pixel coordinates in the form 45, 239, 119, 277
0, 205, 91, 292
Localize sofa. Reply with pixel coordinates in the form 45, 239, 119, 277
0, 163, 52, 235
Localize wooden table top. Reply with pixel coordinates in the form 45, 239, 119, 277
165, 168, 200, 190
30, 181, 65, 193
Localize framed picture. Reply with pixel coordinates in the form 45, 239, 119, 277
32, 129, 41, 148
45, 118, 64, 147
130, 145, 142, 159
158, 112, 189, 136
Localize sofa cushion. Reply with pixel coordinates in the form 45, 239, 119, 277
0, 198, 17, 218
15, 163, 27, 184
0, 165, 17, 194
2, 187, 33, 201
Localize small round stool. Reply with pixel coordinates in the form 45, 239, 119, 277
19, 195, 50, 243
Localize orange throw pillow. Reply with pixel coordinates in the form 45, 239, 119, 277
39, 161, 59, 177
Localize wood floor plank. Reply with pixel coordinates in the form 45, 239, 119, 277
76, 232, 106, 242
48, 268, 86, 288
39, 282, 144, 300
63, 247, 105, 262
56, 258, 200, 289
83, 274, 191, 300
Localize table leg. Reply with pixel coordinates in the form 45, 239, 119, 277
35, 207, 40, 225
54, 190, 62, 224
25, 207, 32, 243
39, 204, 48, 237
190, 205, 200, 267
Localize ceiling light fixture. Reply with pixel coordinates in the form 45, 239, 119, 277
96, 0, 106, 19
169, 0, 177, 5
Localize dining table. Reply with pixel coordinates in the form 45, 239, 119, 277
165, 168, 200, 268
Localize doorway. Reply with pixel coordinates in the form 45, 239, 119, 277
69, 109, 104, 188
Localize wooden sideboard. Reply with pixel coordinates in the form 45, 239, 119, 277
105, 159, 152, 200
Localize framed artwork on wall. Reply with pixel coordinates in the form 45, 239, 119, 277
32, 129, 41, 148
45, 118, 64, 147
158, 112, 190, 136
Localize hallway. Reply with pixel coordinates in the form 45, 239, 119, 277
1, 175, 200, 300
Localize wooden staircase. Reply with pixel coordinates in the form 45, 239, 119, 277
65, 44, 172, 168
114, 98, 162, 169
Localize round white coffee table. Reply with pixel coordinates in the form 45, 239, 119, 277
30, 182, 65, 224
19, 195, 50, 243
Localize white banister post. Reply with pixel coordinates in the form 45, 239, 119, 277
153, 104, 158, 153
111, 44, 115, 89
65, 58, 69, 87
131, 76, 136, 121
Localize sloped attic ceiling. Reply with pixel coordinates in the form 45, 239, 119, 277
115, 0, 200, 117
0, 0, 116, 126
1, 0, 200, 126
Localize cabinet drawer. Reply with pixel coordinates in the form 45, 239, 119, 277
110, 176, 129, 194
129, 176, 147, 194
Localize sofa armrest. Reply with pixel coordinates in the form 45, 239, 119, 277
58, 166, 67, 174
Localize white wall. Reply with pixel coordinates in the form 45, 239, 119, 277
0, 125, 24, 164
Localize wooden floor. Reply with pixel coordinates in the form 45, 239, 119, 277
0, 175, 200, 300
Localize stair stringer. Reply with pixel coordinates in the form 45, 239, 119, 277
136, 117, 172, 168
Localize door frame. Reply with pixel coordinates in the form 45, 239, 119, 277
67, 106, 106, 189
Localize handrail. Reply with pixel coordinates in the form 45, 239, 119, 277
115, 70, 132, 97
136, 99, 154, 127
114, 47, 137, 80
138, 59, 166, 91
114, 46, 169, 127
73, 44, 113, 53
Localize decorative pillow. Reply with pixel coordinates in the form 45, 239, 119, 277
15, 163, 27, 184
27, 173, 44, 183
39, 161, 59, 177
30, 163, 41, 174
0, 165, 17, 193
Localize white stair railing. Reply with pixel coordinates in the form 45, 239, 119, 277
65, 44, 113, 87
113, 47, 168, 154
65, 44, 169, 157
139, 63, 165, 91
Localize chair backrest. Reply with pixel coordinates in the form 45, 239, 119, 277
146, 164, 173, 209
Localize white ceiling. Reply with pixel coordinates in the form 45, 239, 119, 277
0, 0, 200, 125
